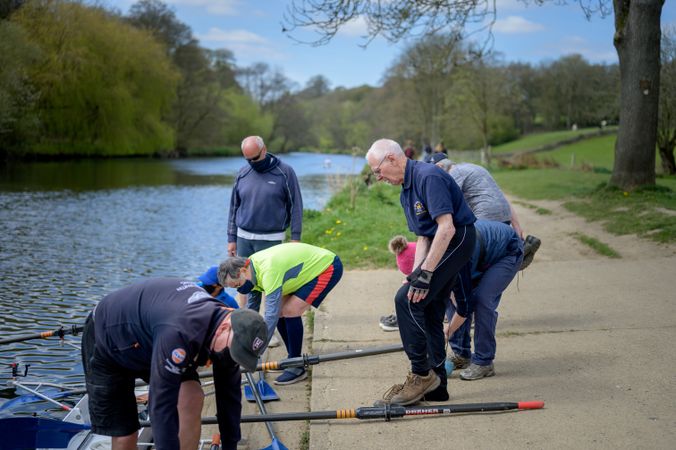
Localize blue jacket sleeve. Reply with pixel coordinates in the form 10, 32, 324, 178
227, 174, 241, 243
262, 288, 283, 351
285, 167, 303, 241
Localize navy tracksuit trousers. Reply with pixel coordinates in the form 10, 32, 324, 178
449, 248, 523, 365
395, 224, 475, 390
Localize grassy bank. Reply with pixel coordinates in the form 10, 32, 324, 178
302, 180, 411, 269
492, 126, 617, 154
303, 132, 675, 269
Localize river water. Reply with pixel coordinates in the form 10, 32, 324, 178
0, 152, 362, 408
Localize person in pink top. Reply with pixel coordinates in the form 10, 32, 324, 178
379, 235, 416, 331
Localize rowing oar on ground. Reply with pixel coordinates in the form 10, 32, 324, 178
0, 325, 84, 345
1, 402, 544, 449
244, 372, 288, 450
201, 343, 405, 380
181, 401, 545, 424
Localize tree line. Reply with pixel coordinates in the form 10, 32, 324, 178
0, 0, 673, 177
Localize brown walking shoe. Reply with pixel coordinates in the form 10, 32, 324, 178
448, 353, 470, 370
374, 371, 440, 406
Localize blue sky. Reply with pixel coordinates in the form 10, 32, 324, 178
111, 0, 675, 89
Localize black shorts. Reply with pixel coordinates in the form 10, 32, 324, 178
81, 313, 198, 437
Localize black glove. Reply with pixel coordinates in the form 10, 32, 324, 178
407, 267, 433, 299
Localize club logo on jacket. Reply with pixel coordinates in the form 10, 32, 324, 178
171, 348, 186, 364
414, 201, 427, 216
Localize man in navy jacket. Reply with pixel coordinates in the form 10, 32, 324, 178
227, 135, 304, 383
81, 278, 267, 450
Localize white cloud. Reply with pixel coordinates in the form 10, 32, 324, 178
494, 15, 544, 34
196, 27, 286, 62
166, 0, 241, 16
556, 36, 617, 63
338, 16, 369, 38
198, 28, 267, 45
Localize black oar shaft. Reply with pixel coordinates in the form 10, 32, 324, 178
0, 325, 84, 345
258, 343, 404, 371
244, 372, 277, 439
138, 401, 543, 427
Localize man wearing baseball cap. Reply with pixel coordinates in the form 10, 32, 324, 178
81, 278, 267, 450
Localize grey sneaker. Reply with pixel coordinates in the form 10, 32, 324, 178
448, 353, 470, 370
520, 235, 541, 270
460, 363, 495, 380
375, 371, 440, 406
379, 314, 398, 331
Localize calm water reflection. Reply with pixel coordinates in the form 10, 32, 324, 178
0, 152, 362, 408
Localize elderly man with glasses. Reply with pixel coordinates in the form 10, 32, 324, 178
366, 138, 476, 406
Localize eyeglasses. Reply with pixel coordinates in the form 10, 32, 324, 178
372, 153, 389, 175
245, 148, 264, 162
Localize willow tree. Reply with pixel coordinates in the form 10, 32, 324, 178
284, 0, 666, 190
12, 0, 179, 156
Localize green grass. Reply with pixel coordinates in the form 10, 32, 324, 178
571, 232, 621, 258
492, 127, 615, 154
564, 185, 676, 243
492, 168, 610, 199
302, 179, 411, 269
545, 135, 616, 170
494, 167, 676, 243
512, 200, 552, 215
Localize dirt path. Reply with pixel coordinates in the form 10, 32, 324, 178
212, 196, 676, 449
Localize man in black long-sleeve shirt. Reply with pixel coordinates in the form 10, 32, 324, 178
81, 278, 267, 450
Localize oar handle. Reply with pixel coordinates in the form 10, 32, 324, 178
0, 325, 84, 345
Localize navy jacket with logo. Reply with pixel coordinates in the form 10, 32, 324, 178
400, 159, 476, 237
93, 278, 233, 450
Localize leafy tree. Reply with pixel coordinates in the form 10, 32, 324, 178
220, 88, 273, 146
387, 33, 464, 145
0, 0, 24, 19
0, 20, 41, 155
12, 0, 178, 155
283, 0, 667, 190
126, 0, 191, 54
657, 26, 676, 174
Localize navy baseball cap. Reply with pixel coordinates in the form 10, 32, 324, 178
430, 153, 448, 164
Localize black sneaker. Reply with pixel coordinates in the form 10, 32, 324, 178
379, 314, 398, 332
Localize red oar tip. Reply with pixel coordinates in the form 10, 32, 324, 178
517, 401, 544, 410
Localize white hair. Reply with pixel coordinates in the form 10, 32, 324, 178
241, 136, 265, 151
365, 138, 404, 161
436, 159, 454, 171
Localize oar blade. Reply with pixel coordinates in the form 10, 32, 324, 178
263, 438, 289, 450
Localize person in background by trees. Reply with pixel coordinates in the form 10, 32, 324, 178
404, 139, 417, 159
422, 140, 433, 163
434, 141, 448, 155
227, 135, 303, 353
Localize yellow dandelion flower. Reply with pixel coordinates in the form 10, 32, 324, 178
363, 245, 368, 251
336, 232, 342, 236
336, 219, 342, 224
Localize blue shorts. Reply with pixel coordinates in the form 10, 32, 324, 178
294, 256, 343, 308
